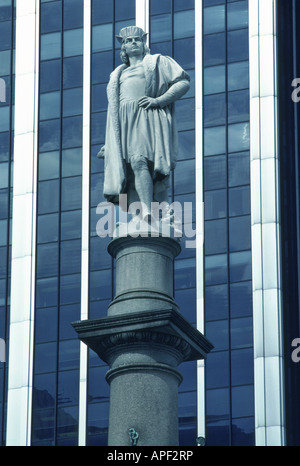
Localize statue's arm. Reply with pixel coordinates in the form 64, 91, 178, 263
155, 79, 190, 108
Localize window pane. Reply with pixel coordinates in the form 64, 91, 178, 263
37, 243, 59, 278
230, 281, 252, 318
231, 348, 254, 386
92, 0, 113, 24
38, 180, 60, 214
0, 163, 8, 189
41, 32, 61, 60
228, 122, 250, 153
41, 1, 62, 33
61, 210, 82, 240
228, 61, 249, 91
64, 29, 83, 57
228, 90, 249, 124
227, 29, 249, 63
176, 98, 195, 131
229, 186, 250, 216
206, 387, 230, 422
0, 50, 10, 76
228, 151, 250, 187
204, 155, 227, 191
0, 107, 10, 132
229, 216, 251, 252
63, 56, 83, 89
151, 14, 172, 43
205, 219, 227, 255
89, 269, 112, 301
40, 92, 61, 120
0, 220, 7, 247
177, 130, 195, 161
63, 88, 83, 117
39, 151, 60, 181
36, 277, 58, 308
204, 190, 227, 220
174, 257, 196, 289
174, 159, 195, 195
63, 0, 83, 29
204, 5, 225, 34
62, 147, 82, 177
38, 213, 59, 244
0, 21, 11, 51
60, 240, 81, 275
174, 10, 195, 39
227, 1, 248, 30
204, 94, 226, 127
205, 284, 228, 321
204, 126, 226, 156
174, 37, 195, 70
39, 119, 60, 152
205, 254, 227, 286
40, 60, 61, 93
204, 65, 225, 95
229, 251, 252, 282
206, 351, 229, 388
231, 385, 254, 418
60, 274, 81, 304
204, 33, 226, 67
92, 24, 113, 53
92, 51, 113, 84
62, 116, 83, 149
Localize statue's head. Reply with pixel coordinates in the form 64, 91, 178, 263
116, 26, 150, 65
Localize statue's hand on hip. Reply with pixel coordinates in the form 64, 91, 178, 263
97, 146, 105, 158
138, 96, 159, 110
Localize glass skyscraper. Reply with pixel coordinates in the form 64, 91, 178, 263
0, 0, 299, 447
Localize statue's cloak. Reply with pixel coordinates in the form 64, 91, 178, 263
103, 54, 190, 203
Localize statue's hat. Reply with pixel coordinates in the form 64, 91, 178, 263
116, 26, 148, 44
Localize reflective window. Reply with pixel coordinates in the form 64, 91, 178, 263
204, 5, 225, 34
229, 251, 252, 282
228, 61, 249, 91
39, 119, 60, 152
92, 24, 113, 53
39, 151, 60, 181
204, 65, 225, 95
204, 156, 227, 191
0, 21, 11, 51
205, 219, 227, 255
204, 94, 226, 127
39, 92, 61, 120
64, 29, 83, 57
205, 284, 228, 321
63, 88, 83, 117
150, 14, 172, 43
229, 186, 250, 217
61, 210, 82, 240
227, 1, 248, 30
228, 29, 249, 63
41, 1, 62, 34
204, 189, 227, 220
205, 254, 227, 286
60, 240, 81, 275
60, 273, 81, 305
204, 33, 226, 67
228, 151, 250, 187
62, 147, 82, 177
230, 281, 252, 318
206, 351, 229, 388
174, 10, 195, 39
62, 116, 83, 149
41, 32, 61, 61
63, 56, 83, 89
37, 243, 59, 278
228, 90, 249, 124
38, 213, 59, 244
40, 60, 61, 93
204, 126, 226, 156
61, 176, 82, 211
63, 0, 83, 30
0, 50, 11, 76
229, 216, 251, 252
38, 180, 60, 214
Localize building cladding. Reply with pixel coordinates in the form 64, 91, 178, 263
0, 0, 299, 447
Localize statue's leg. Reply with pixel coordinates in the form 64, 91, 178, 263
130, 155, 153, 220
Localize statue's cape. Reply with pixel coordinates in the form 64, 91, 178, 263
103, 54, 189, 203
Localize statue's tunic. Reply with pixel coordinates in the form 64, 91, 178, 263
103, 54, 190, 203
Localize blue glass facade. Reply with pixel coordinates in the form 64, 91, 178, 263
31, 0, 84, 446
88, 0, 136, 446
149, 0, 197, 447
202, 0, 254, 446
277, 0, 300, 447
0, 0, 14, 447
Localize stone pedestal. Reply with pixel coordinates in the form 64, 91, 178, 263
72, 233, 213, 446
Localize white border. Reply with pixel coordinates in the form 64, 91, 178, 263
249, 0, 286, 446
6, 0, 40, 446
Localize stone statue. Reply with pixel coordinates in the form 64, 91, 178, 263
98, 26, 190, 222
